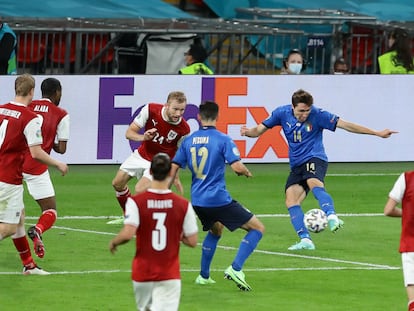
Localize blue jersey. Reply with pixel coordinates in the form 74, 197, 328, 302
262, 105, 338, 168
173, 126, 241, 207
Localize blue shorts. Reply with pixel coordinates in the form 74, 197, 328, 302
285, 157, 328, 193
193, 200, 253, 232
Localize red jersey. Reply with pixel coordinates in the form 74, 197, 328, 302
400, 171, 414, 253
135, 103, 190, 161
125, 189, 196, 282
0, 102, 43, 185
23, 99, 69, 175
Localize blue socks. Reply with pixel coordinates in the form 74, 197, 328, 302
232, 229, 263, 271
312, 186, 335, 216
288, 205, 310, 239
200, 231, 220, 279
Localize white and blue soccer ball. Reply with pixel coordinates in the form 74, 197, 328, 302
304, 208, 328, 233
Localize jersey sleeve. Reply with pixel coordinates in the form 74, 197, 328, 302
24, 116, 43, 146
389, 173, 406, 203
262, 106, 282, 128
124, 197, 139, 227
223, 135, 241, 164
56, 114, 70, 141
172, 138, 188, 168
317, 108, 339, 132
183, 203, 198, 236
133, 104, 149, 128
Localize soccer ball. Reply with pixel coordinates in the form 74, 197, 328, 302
303, 208, 328, 233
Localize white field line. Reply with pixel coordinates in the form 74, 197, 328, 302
9, 216, 398, 276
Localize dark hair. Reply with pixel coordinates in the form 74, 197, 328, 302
283, 49, 307, 70
388, 28, 414, 71
199, 100, 218, 121
188, 44, 208, 63
150, 153, 171, 181
333, 57, 349, 72
291, 89, 313, 107
41, 78, 61, 98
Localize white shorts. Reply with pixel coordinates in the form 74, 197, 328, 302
23, 170, 55, 200
0, 182, 24, 224
402, 252, 414, 286
132, 279, 181, 311
120, 150, 152, 181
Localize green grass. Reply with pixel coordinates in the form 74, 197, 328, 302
0, 162, 412, 310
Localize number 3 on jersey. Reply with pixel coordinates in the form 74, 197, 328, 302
152, 212, 167, 251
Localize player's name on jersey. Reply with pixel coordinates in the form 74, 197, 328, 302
147, 199, 173, 209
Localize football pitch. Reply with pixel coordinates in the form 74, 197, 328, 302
0, 162, 412, 310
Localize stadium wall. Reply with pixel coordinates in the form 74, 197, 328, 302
0, 75, 410, 164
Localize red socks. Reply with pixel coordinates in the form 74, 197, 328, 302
36, 209, 57, 234
12, 236, 34, 266
116, 188, 131, 213
408, 301, 414, 311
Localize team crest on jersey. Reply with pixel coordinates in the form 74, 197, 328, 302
167, 130, 178, 142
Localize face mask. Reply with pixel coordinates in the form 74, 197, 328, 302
288, 63, 302, 74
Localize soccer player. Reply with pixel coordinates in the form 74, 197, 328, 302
0, 74, 68, 275
241, 89, 397, 250
109, 91, 190, 224
384, 170, 414, 311
109, 153, 198, 311
171, 100, 265, 291
23, 77, 70, 258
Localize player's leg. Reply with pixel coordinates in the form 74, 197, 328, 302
221, 201, 262, 291
112, 169, 133, 212
306, 158, 344, 232
286, 184, 315, 250
152, 280, 181, 311
195, 222, 222, 285
0, 182, 22, 240
402, 253, 414, 311
234, 215, 264, 271
134, 169, 152, 194
12, 210, 49, 275
132, 281, 154, 311
193, 206, 221, 284
24, 171, 57, 258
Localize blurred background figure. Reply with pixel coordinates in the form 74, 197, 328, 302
281, 49, 306, 74
179, 43, 213, 74
333, 57, 350, 74
0, 20, 17, 75
378, 28, 414, 74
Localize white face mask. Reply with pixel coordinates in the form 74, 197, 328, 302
288, 63, 302, 74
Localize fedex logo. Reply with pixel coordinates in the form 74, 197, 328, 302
97, 77, 288, 160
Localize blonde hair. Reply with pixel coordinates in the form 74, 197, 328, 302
15, 74, 35, 97
166, 91, 186, 104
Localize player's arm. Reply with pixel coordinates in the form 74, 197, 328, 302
109, 224, 136, 254
241, 123, 268, 137
230, 160, 252, 178
53, 114, 70, 154
336, 119, 398, 138
125, 122, 156, 142
181, 203, 198, 248
29, 144, 68, 176
384, 197, 402, 217
53, 140, 67, 154
169, 163, 181, 189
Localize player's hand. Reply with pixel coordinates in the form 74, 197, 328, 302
56, 162, 68, 176
109, 241, 117, 254
377, 129, 398, 138
240, 125, 249, 136
143, 128, 157, 140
